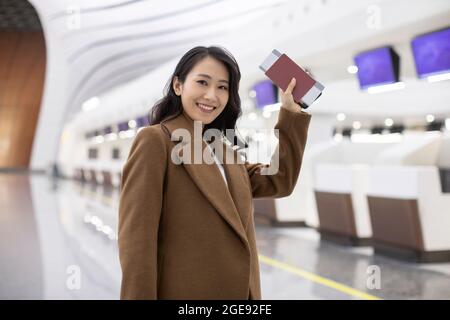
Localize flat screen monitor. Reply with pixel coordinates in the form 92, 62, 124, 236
103, 126, 112, 135
118, 122, 129, 132
354, 46, 400, 89
136, 116, 150, 128
411, 27, 450, 78
252, 80, 277, 109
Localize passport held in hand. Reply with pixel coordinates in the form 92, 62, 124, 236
259, 49, 324, 109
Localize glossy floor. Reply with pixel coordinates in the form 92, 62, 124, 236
1, 173, 450, 300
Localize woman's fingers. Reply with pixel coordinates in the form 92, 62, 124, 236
279, 77, 302, 111
284, 77, 296, 95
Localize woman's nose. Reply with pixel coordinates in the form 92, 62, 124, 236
204, 87, 218, 101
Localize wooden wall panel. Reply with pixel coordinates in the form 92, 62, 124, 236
0, 30, 46, 168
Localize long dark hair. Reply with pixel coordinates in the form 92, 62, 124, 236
149, 46, 245, 148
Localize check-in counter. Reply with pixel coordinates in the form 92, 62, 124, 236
313, 141, 396, 245
314, 164, 372, 245
367, 134, 450, 262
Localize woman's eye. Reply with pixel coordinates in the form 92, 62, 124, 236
197, 80, 227, 91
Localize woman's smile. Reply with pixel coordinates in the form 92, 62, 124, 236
196, 102, 217, 113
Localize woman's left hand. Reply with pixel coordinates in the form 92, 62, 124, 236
279, 78, 302, 113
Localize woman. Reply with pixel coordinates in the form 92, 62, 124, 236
118, 46, 311, 300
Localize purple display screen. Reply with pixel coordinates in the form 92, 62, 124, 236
118, 122, 129, 132
103, 126, 112, 135
412, 27, 450, 78
252, 80, 277, 109
354, 47, 399, 89
136, 116, 149, 128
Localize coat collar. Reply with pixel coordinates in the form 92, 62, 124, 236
160, 111, 252, 250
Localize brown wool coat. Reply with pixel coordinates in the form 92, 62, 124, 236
118, 106, 311, 300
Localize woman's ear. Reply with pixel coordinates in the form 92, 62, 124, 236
173, 76, 182, 96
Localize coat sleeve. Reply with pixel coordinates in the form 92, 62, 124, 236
245, 106, 311, 199
118, 126, 167, 300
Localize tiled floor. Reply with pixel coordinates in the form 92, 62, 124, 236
1, 173, 450, 300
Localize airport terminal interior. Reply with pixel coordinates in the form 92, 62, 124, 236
1, 0, 450, 300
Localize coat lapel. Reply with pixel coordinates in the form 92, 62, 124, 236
215, 142, 253, 232
161, 112, 250, 249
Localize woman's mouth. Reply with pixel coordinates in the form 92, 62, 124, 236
196, 103, 217, 113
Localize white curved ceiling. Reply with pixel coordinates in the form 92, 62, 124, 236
29, 0, 290, 119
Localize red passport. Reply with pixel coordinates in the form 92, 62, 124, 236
259, 49, 324, 108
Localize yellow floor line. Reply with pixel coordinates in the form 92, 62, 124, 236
258, 254, 382, 300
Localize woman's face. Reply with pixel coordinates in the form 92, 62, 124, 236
173, 56, 229, 125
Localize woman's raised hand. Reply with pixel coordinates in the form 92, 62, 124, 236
279, 77, 302, 113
